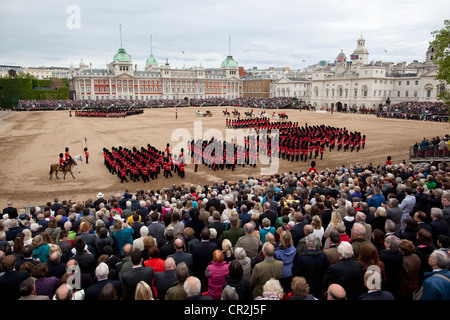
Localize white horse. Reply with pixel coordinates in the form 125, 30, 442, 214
72, 154, 82, 173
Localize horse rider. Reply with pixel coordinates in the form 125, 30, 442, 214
59, 153, 65, 170
63, 147, 72, 170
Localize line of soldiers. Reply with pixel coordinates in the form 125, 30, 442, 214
103, 143, 187, 183
225, 118, 366, 163
75, 108, 144, 118
187, 133, 276, 172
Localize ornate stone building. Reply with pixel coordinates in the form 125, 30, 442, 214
271, 35, 443, 110
69, 47, 242, 101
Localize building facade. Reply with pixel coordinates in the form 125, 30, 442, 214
242, 75, 272, 98
270, 35, 444, 110
69, 48, 242, 102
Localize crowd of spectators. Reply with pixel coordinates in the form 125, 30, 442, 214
16, 97, 298, 112
411, 135, 450, 159
378, 101, 449, 122
1, 159, 449, 301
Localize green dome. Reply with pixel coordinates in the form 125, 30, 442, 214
146, 54, 158, 65
221, 55, 238, 67
113, 48, 132, 61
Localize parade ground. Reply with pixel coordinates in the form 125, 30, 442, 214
0, 107, 448, 210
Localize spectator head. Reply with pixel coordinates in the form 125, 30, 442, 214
95, 262, 110, 280
212, 249, 224, 263
243, 222, 254, 234
329, 230, 340, 245
429, 250, 449, 270
131, 248, 143, 266
262, 242, 275, 258
175, 262, 189, 282
1, 255, 16, 272
184, 276, 202, 298
385, 235, 401, 250
351, 223, 366, 240
305, 234, 319, 249
327, 283, 347, 300
261, 278, 284, 300
337, 241, 354, 259
200, 227, 210, 240
55, 283, 73, 300
228, 260, 244, 279
164, 257, 176, 271
19, 277, 36, 297
291, 276, 310, 299
430, 207, 443, 220
221, 285, 239, 300
399, 239, 416, 256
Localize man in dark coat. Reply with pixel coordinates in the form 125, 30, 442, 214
429, 208, 449, 247
0, 255, 30, 300
358, 269, 395, 300
290, 212, 306, 248
84, 262, 121, 300
191, 228, 217, 290
292, 234, 328, 298
2, 201, 18, 219
121, 248, 154, 300
153, 257, 177, 300
324, 241, 364, 300
379, 235, 403, 299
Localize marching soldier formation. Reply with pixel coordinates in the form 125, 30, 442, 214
103, 116, 366, 182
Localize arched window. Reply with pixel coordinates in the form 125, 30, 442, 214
362, 86, 368, 97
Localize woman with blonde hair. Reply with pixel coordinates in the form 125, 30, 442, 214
135, 280, 155, 300
311, 215, 324, 243
22, 228, 32, 245
222, 239, 235, 262
323, 211, 343, 248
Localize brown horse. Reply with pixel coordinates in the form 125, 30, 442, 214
49, 156, 81, 179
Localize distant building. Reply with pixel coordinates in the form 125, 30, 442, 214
69, 47, 242, 101
270, 35, 444, 110
242, 75, 272, 98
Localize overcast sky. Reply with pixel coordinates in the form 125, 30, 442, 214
0, 0, 448, 71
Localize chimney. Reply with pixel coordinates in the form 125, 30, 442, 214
90, 63, 92, 71
135, 64, 137, 72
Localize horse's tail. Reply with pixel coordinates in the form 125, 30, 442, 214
50, 164, 53, 175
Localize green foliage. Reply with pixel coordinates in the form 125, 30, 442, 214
0, 78, 69, 108
430, 19, 450, 107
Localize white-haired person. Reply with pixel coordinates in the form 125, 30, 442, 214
254, 278, 284, 300
323, 241, 364, 300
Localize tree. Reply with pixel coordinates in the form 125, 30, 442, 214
430, 19, 450, 108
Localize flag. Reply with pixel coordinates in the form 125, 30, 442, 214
350, 54, 359, 60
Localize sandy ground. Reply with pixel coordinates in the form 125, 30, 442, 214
0, 107, 448, 210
